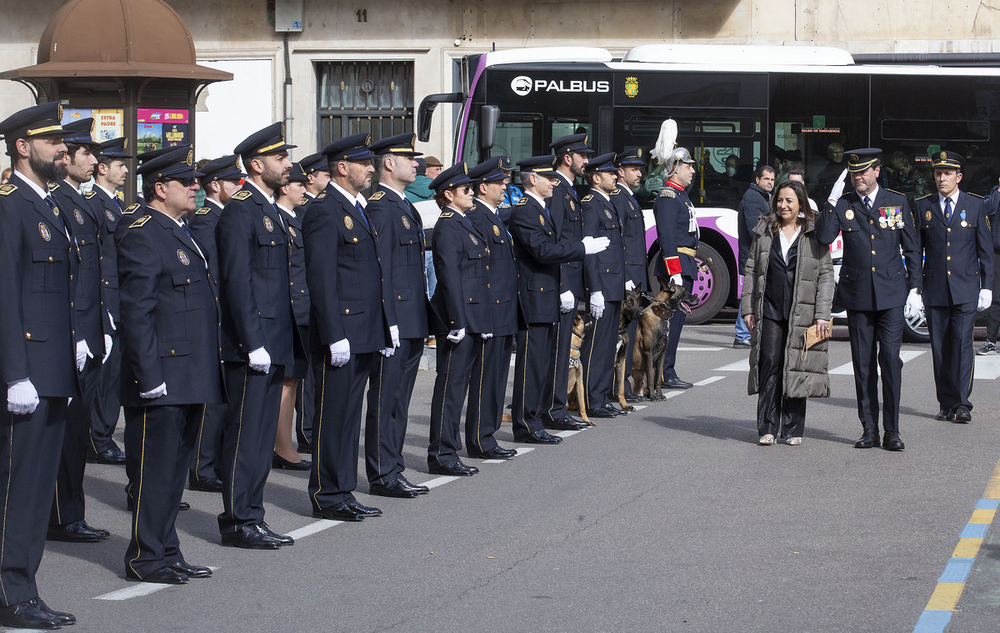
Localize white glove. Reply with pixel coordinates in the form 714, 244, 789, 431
7, 380, 39, 415
625, 280, 636, 292
380, 347, 395, 357
389, 325, 400, 348
481, 332, 493, 340
590, 292, 605, 319
904, 288, 923, 320
670, 274, 683, 287
76, 340, 93, 373
108, 311, 116, 331
559, 290, 575, 314
103, 334, 113, 364
140, 382, 167, 399
447, 328, 466, 343
248, 346, 271, 373
582, 236, 610, 255
979, 289, 993, 311
329, 339, 350, 367
827, 168, 849, 204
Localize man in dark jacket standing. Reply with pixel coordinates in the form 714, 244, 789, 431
735, 164, 774, 348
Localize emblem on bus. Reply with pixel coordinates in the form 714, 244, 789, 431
625, 76, 639, 98
511, 76, 533, 97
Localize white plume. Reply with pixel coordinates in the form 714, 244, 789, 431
652, 119, 677, 165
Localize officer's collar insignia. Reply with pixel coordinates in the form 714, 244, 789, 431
123, 203, 141, 215
47, 182, 59, 191
83, 190, 96, 199
129, 215, 151, 228
231, 190, 252, 201
369, 191, 385, 201
195, 206, 211, 215
0, 184, 17, 196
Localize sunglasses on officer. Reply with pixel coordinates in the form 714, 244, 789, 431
166, 177, 197, 187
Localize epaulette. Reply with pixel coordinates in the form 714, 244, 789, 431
194, 206, 212, 215
968, 192, 986, 199
129, 215, 152, 228
83, 190, 97, 199
368, 191, 385, 202
316, 192, 327, 200
440, 211, 454, 219
515, 197, 527, 206
916, 193, 933, 201
0, 184, 16, 196
47, 182, 59, 191
122, 203, 141, 215
611, 188, 623, 195
582, 194, 594, 202
659, 187, 676, 199
886, 188, 905, 196
230, 190, 253, 201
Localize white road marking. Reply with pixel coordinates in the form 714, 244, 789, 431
715, 358, 750, 372
286, 519, 342, 540
423, 475, 460, 489
632, 405, 648, 410
663, 391, 684, 399
829, 350, 926, 375
974, 355, 1000, 380
95, 568, 220, 601
513, 447, 535, 457
694, 376, 726, 386
678, 346, 723, 352
554, 429, 582, 438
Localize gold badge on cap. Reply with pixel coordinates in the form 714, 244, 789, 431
401, 216, 411, 230
38, 222, 51, 241
344, 216, 353, 230
850, 154, 859, 162
845, 210, 855, 221
185, 150, 194, 166
941, 151, 948, 160
263, 216, 274, 232
177, 249, 190, 266
123, 138, 129, 150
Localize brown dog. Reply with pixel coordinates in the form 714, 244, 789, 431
566, 314, 594, 425
631, 277, 695, 401
614, 288, 651, 412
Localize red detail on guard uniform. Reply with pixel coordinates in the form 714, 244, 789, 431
663, 256, 681, 275
665, 180, 685, 192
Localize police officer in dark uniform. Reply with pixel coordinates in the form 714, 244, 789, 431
612, 148, 648, 400
118, 147, 223, 585
187, 154, 244, 493
303, 133, 397, 521
543, 133, 594, 430
47, 118, 111, 544
362, 133, 431, 497
0, 102, 80, 629
653, 145, 699, 390
465, 158, 521, 458
216, 123, 300, 547
580, 153, 627, 417
507, 156, 608, 444
909, 151, 993, 423
816, 148, 921, 450
89, 136, 133, 465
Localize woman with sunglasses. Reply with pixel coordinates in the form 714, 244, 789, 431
426, 164, 493, 477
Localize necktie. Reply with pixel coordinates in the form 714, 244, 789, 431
404, 198, 426, 241
180, 221, 207, 267
863, 196, 872, 214
269, 202, 286, 232
944, 197, 953, 224
355, 201, 371, 231
44, 194, 71, 238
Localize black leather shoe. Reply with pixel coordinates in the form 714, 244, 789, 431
256, 523, 294, 546
30, 598, 75, 625
89, 445, 126, 464
468, 447, 516, 460
346, 500, 383, 517
585, 406, 616, 419
663, 378, 693, 389
954, 406, 972, 423
272, 453, 311, 470
733, 338, 751, 348
854, 431, 880, 449
883, 431, 906, 451
47, 520, 107, 543
514, 429, 563, 444
0, 600, 61, 629
397, 476, 429, 495
126, 565, 189, 584
429, 461, 477, 476
544, 416, 588, 430
220, 524, 282, 549
313, 503, 366, 522
80, 520, 110, 538
189, 476, 223, 493
170, 560, 212, 578
604, 403, 628, 416
935, 407, 954, 421
179, 501, 190, 511
370, 478, 420, 498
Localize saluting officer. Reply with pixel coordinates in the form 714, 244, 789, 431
118, 147, 223, 585
216, 123, 301, 548
187, 154, 245, 494
303, 133, 397, 521
581, 153, 628, 418
909, 151, 994, 423
47, 118, 111, 545
653, 145, 699, 390
816, 148, 921, 450
362, 133, 431, 498
612, 148, 648, 400
507, 156, 608, 444
90, 136, 133, 466
543, 133, 594, 431
0, 102, 79, 630
465, 158, 521, 459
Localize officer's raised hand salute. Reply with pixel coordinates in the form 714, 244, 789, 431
118, 147, 224, 585
0, 102, 80, 630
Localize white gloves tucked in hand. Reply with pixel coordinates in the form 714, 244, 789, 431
447, 328, 466, 343
979, 289, 993, 312
76, 340, 92, 373
389, 325, 400, 348
380, 347, 395, 357
559, 291, 575, 314
590, 292, 605, 319
103, 334, 113, 364
904, 288, 923, 320
329, 339, 350, 367
248, 346, 271, 373
7, 380, 39, 415
140, 383, 167, 399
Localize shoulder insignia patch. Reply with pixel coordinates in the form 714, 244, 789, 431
83, 190, 96, 199
316, 192, 327, 200
659, 187, 676, 198
47, 182, 59, 191
516, 197, 527, 205
122, 203, 141, 215
194, 206, 211, 215
611, 188, 623, 195
129, 215, 152, 228
230, 190, 253, 201
582, 194, 594, 202
440, 212, 454, 219
368, 191, 385, 201
0, 184, 16, 196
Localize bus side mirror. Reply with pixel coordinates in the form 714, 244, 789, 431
480, 105, 500, 150
416, 92, 465, 143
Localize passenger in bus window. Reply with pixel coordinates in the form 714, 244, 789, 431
885, 151, 930, 209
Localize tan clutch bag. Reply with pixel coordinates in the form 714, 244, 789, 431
800, 325, 830, 361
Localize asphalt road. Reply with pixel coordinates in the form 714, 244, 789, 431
15, 324, 1000, 633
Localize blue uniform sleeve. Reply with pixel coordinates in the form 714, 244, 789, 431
117, 226, 165, 392
216, 201, 267, 354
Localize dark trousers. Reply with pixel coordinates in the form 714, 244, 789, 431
90, 328, 121, 454
984, 252, 1000, 342
662, 277, 694, 381
190, 403, 226, 484
512, 323, 558, 438
621, 319, 638, 396
0, 398, 67, 606
309, 351, 374, 510
846, 307, 903, 434
582, 300, 622, 410
466, 334, 513, 454
428, 335, 477, 468
926, 301, 977, 411
218, 363, 285, 534
123, 404, 200, 579
543, 299, 578, 424
51, 356, 100, 527
365, 339, 421, 486
295, 328, 314, 448
756, 318, 806, 438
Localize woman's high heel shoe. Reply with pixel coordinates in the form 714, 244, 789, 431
272, 453, 311, 470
